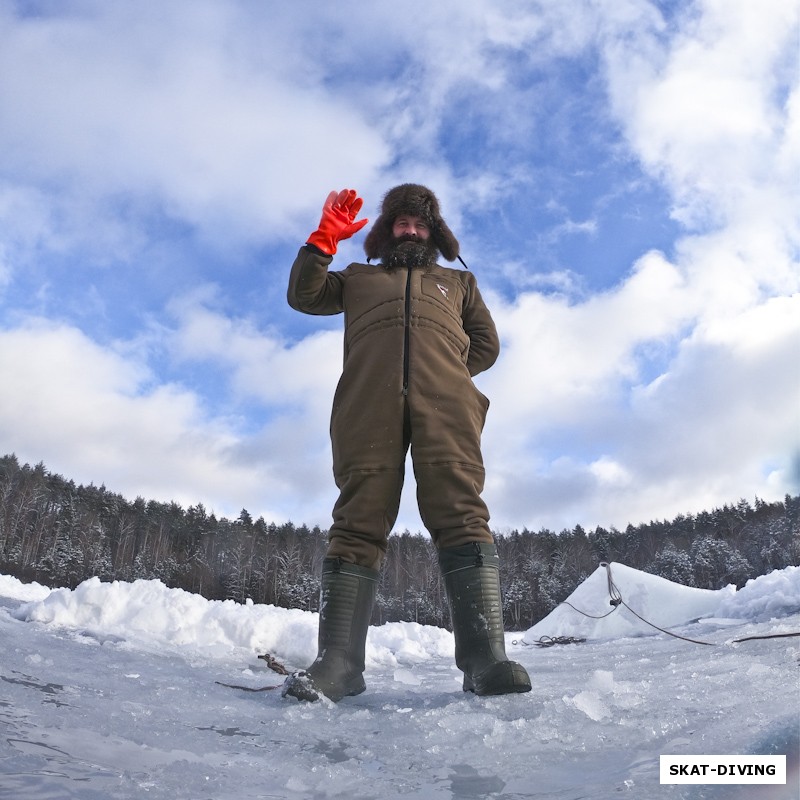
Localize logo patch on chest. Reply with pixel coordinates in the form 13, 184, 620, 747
436, 283, 449, 300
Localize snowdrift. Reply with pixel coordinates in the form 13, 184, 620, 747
716, 565, 800, 622
8, 575, 455, 671
523, 561, 738, 643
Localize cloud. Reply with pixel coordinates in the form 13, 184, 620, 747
0, 1, 389, 253
0, 0, 671, 264
603, 0, 799, 231
164, 286, 341, 408
0, 316, 339, 522
484, 249, 691, 427
474, 0, 800, 531
478, 248, 697, 530
481, 285, 800, 532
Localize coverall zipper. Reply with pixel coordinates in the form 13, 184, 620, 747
402, 266, 412, 396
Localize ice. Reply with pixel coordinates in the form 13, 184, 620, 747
1, 565, 798, 799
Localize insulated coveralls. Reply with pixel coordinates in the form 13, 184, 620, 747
288, 244, 500, 569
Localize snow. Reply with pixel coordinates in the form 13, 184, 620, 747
523, 562, 737, 643
716, 567, 800, 623
1, 565, 798, 799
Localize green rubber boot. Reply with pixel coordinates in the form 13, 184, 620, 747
282, 558, 378, 702
439, 542, 532, 695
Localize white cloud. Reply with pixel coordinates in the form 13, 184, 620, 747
621, 293, 800, 506
484, 249, 691, 429
0, 317, 339, 523
590, 456, 633, 488
0, 1, 389, 251
604, 0, 799, 230
163, 287, 341, 410
479, 0, 800, 528
0, 0, 667, 261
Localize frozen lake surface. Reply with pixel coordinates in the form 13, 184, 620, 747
1, 565, 798, 799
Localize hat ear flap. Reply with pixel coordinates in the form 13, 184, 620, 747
363, 216, 391, 261
433, 219, 459, 262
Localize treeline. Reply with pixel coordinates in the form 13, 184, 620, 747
0, 454, 797, 630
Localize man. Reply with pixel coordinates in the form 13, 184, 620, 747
282, 185, 531, 702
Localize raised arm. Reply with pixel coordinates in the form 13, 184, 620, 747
287, 189, 368, 315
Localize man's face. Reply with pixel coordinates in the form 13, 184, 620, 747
392, 215, 430, 241
382, 214, 439, 269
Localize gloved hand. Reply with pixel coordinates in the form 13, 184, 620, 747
306, 189, 368, 255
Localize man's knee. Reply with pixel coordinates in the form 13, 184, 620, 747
414, 462, 492, 547
327, 531, 386, 571
329, 467, 404, 570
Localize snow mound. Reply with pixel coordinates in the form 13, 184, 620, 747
12, 577, 315, 664
0, 574, 52, 602
11, 575, 454, 670
523, 562, 735, 643
715, 565, 800, 622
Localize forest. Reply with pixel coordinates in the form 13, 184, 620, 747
1, 453, 797, 630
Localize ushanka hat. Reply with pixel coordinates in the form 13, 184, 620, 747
363, 184, 460, 262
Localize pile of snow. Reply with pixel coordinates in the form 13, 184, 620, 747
716, 565, 800, 622
524, 561, 739, 643
10, 575, 454, 671
0, 574, 51, 602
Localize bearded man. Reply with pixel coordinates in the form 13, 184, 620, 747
282, 185, 531, 702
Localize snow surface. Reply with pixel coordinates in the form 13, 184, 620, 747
1, 565, 798, 799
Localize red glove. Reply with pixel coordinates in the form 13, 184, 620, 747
306, 189, 369, 255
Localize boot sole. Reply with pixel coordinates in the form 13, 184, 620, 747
464, 661, 532, 695
281, 671, 366, 703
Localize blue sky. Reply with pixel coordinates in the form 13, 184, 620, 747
1, 0, 798, 534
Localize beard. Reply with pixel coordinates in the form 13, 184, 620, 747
381, 234, 440, 270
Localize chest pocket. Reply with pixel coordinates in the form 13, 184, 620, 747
420, 274, 462, 316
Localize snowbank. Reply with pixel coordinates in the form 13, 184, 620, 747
715, 565, 800, 622
0, 574, 52, 602
12, 576, 454, 670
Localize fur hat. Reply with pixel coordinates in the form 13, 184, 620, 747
363, 184, 459, 262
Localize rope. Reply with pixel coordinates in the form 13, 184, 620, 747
604, 563, 717, 646
730, 631, 800, 643
531, 636, 586, 648
604, 563, 800, 646
559, 599, 617, 620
